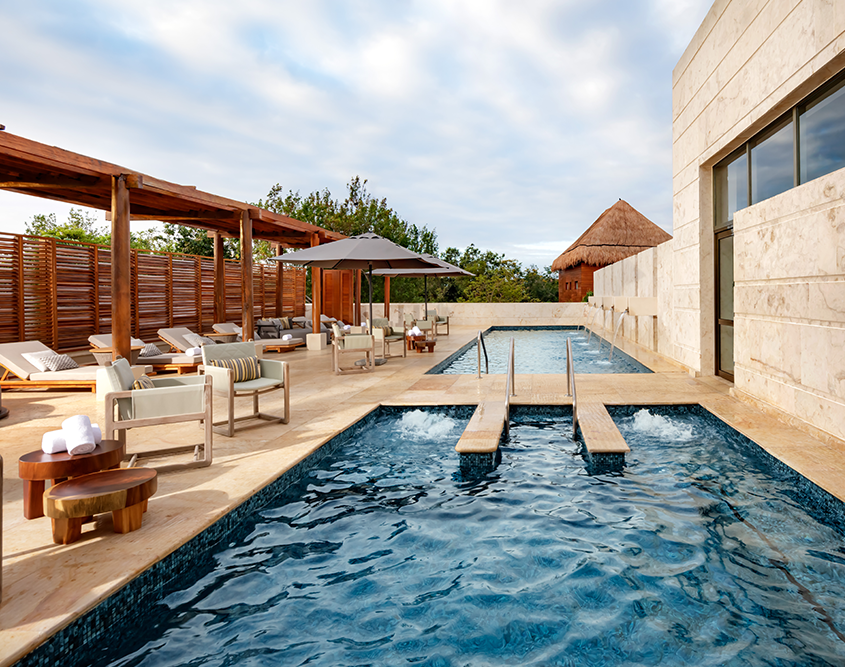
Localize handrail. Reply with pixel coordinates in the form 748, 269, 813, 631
566, 337, 578, 439
476, 329, 489, 379
504, 337, 514, 437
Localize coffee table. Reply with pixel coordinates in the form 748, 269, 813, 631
18, 440, 125, 519
262, 339, 305, 354
414, 339, 437, 353
407, 334, 425, 351
44, 468, 157, 544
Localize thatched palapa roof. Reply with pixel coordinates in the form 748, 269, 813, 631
551, 199, 672, 271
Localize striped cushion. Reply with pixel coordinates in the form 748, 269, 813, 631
209, 355, 260, 382
132, 374, 155, 390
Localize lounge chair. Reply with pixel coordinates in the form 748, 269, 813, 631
101, 357, 213, 470
427, 309, 450, 336
0, 341, 151, 392
200, 341, 290, 437
331, 323, 375, 374
215, 321, 313, 350
89, 334, 201, 375
370, 317, 406, 359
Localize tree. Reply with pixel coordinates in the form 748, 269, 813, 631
460, 259, 532, 303
26, 209, 110, 245
522, 265, 559, 303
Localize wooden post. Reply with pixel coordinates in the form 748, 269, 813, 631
49, 238, 58, 349
111, 174, 132, 361
15, 236, 24, 341
273, 243, 283, 316
166, 253, 174, 327
241, 211, 254, 341
213, 232, 226, 325
93, 246, 100, 334
311, 234, 321, 334
383, 276, 391, 319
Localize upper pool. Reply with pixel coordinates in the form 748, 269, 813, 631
428, 326, 651, 374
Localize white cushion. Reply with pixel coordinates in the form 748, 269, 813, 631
22, 350, 54, 372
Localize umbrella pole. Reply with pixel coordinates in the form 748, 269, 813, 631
424, 275, 428, 318
368, 265, 373, 331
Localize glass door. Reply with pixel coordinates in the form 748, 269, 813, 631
715, 230, 734, 380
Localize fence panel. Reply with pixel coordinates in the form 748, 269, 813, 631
0, 233, 306, 351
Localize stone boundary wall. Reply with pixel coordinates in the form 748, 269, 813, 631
359, 302, 586, 328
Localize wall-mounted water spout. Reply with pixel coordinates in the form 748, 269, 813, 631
609, 308, 628, 360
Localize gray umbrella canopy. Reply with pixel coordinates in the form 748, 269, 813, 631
269, 232, 437, 271
373, 254, 474, 315
270, 232, 440, 330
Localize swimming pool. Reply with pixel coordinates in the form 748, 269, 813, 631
48, 404, 845, 666
428, 326, 651, 374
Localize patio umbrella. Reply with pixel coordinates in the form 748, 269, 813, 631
269, 232, 440, 333
374, 254, 473, 315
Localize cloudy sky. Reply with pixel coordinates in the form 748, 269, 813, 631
1, 0, 712, 268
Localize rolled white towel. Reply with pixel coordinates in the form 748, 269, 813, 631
186, 346, 202, 356
42, 424, 103, 454
62, 415, 97, 456
408, 326, 422, 336
343, 324, 351, 331
282, 334, 293, 341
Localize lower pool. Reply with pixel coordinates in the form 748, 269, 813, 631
39, 405, 845, 666
428, 326, 651, 375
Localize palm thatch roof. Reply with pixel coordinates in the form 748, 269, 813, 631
551, 199, 672, 272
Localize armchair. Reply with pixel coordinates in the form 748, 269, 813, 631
201, 342, 290, 437
427, 309, 450, 336
101, 358, 213, 470
370, 318, 406, 359
331, 323, 375, 374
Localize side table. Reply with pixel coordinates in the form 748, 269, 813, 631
18, 440, 126, 519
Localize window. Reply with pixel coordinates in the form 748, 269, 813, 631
714, 70, 845, 224
714, 149, 748, 229
800, 79, 845, 183
751, 119, 794, 204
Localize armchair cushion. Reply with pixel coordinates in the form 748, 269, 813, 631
132, 374, 155, 390
208, 355, 260, 382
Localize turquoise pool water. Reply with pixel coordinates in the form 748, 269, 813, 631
428, 326, 651, 374
45, 405, 845, 666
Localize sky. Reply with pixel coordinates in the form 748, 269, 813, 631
0, 0, 713, 269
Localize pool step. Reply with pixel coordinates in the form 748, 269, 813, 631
455, 401, 506, 454
577, 401, 629, 472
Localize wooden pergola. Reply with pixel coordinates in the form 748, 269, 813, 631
0, 130, 344, 360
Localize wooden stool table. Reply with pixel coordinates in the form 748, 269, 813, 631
407, 334, 425, 350
414, 340, 436, 353
44, 468, 157, 544
262, 339, 305, 354
19, 440, 125, 519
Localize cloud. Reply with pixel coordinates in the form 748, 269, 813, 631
0, 0, 712, 268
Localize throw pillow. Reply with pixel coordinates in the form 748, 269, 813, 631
279, 317, 291, 330
185, 333, 216, 348
22, 350, 55, 372
132, 374, 155, 390
41, 353, 79, 372
209, 355, 260, 382
140, 342, 161, 357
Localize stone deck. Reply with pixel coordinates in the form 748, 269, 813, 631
1, 325, 844, 666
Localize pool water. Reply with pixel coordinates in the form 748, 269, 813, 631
429, 327, 651, 374
85, 406, 845, 666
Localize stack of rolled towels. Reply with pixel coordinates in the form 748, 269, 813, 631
42, 415, 102, 455
282, 334, 293, 341
407, 326, 422, 337
185, 346, 202, 356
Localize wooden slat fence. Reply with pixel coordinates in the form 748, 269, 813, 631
0, 232, 305, 352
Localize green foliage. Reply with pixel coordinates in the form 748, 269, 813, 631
582, 290, 593, 302
255, 176, 438, 255
523, 265, 559, 303
26, 209, 110, 245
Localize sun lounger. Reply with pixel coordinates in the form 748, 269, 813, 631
90, 334, 201, 375
0, 341, 150, 392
